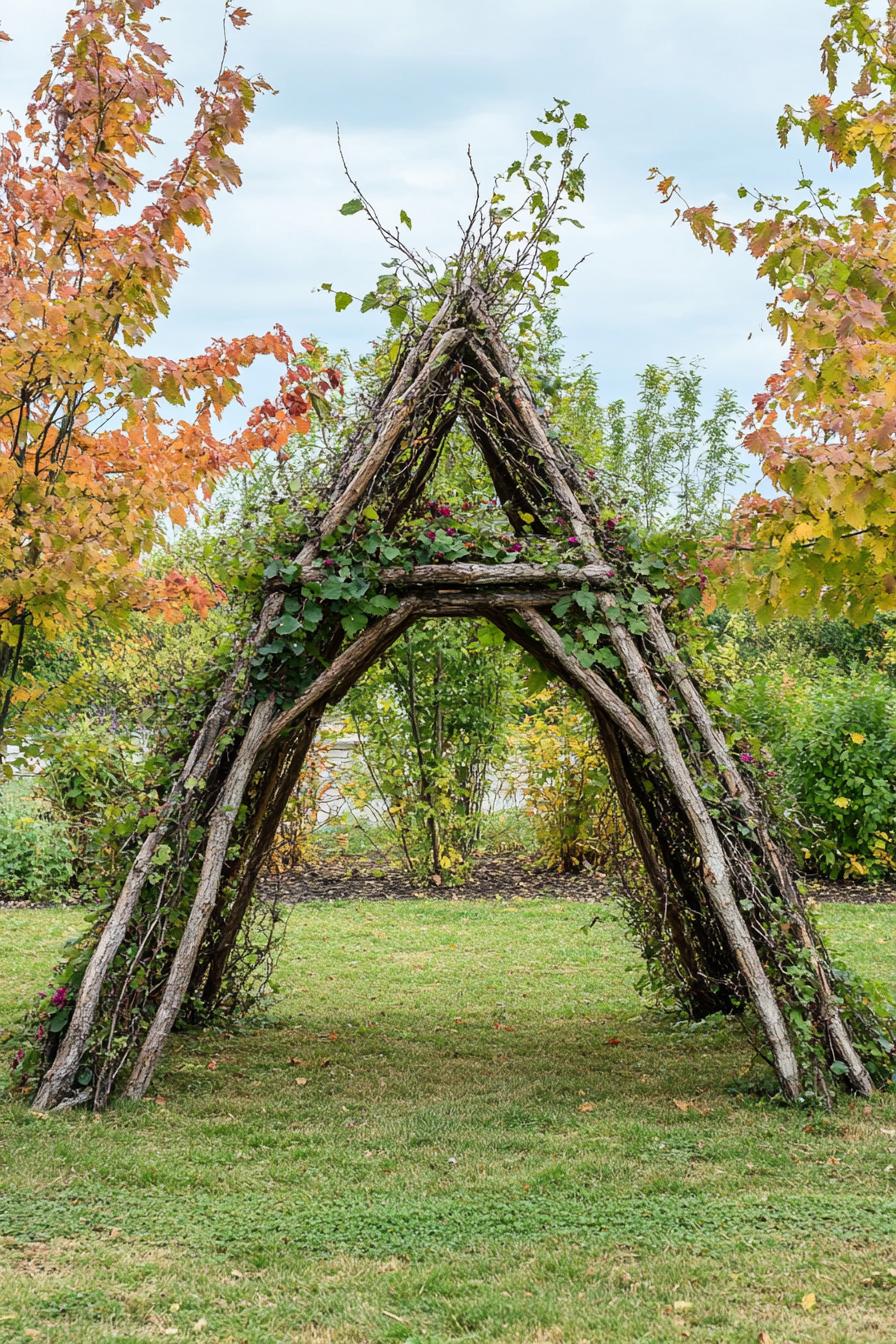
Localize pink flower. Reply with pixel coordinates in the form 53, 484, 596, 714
50, 986, 67, 1008
507, 542, 523, 553
567, 536, 579, 546
446, 527, 457, 536
605, 518, 616, 530
425, 529, 436, 541
323, 557, 335, 568
739, 751, 754, 765
438, 505, 452, 518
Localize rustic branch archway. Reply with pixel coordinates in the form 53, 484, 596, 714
25, 282, 892, 1112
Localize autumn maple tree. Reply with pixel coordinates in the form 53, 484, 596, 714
0, 0, 335, 739
653, 0, 896, 623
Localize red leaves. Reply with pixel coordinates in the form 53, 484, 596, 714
228, 6, 252, 28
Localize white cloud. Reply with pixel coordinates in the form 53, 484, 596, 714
2, 0, 830, 424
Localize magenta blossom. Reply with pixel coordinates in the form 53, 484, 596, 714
446, 527, 457, 537
323, 557, 335, 569
739, 751, 754, 765
425, 529, 436, 541
438, 505, 452, 517
566, 536, 580, 547
507, 541, 523, 553
50, 986, 68, 1008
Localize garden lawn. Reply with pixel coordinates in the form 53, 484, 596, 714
1, 897, 895, 1344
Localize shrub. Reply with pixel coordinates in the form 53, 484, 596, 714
34, 714, 142, 879
267, 733, 338, 872
0, 777, 74, 903
518, 688, 629, 872
344, 620, 519, 883
732, 660, 896, 880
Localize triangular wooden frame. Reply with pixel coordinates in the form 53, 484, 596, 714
31, 284, 886, 1111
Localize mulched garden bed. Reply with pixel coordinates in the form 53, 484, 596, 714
4, 859, 895, 910
258, 855, 896, 905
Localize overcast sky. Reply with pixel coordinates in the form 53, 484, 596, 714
4, 1, 832, 481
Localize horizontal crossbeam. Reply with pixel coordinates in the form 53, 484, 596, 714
296, 559, 616, 591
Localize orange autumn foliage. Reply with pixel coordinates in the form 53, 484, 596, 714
651, 1, 896, 623
0, 1, 337, 729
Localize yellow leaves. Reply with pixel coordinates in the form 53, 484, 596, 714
833, 796, 851, 809
801, 1291, 817, 1312
849, 731, 866, 744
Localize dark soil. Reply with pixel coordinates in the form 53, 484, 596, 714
258, 855, 896, 905
5, 857, 895, 911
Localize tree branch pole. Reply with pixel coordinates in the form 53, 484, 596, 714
123, 698, 278, 1100
31, 318, 464, 1110
512, 607, 656, 757
645, 606, 873, 1095
468, 292, 803, 1097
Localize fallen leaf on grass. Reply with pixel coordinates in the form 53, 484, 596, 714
801, 1292, 816, 1312
192, 1321, 207, 1334
578, 1102, 595, 1113
605, 1036, 622, 1046
758, 1333, 773, 1343
294, 1077, 308, 1087
206, 1059, 218, 1071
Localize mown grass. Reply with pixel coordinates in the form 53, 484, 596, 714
0, 897, 895, 1344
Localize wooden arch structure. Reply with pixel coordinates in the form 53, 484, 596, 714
29, 283, 891, 1112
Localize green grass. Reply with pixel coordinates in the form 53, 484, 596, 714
1, 898, 895, 1343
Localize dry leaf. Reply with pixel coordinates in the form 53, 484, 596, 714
801, 1291, 816, 1312
673, 1100, 690, 1112
673, 1300, 692, 1311
578, 1101, 595, 1113
605, 1036, 622, 1045
206, 1059, 218, 1071
193, 1321, 207, 1334
295, 1077, 308, 1087
758, 1333, 773, 1344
